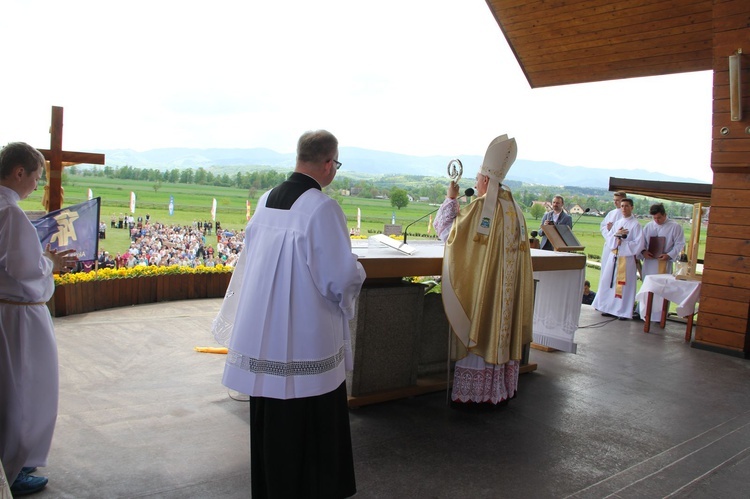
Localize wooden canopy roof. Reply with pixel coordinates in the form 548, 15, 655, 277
485, 0, 714, 88
608, 177, 713, 206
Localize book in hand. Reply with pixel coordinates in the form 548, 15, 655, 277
648, 236, 666, 258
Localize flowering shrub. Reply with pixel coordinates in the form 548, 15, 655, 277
54, 264, 233, 286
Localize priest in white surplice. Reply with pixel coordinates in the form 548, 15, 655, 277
638, 203, 685, 321
1, 142, 76, 495
213, 130, 365, 498
592, 198, 644, 320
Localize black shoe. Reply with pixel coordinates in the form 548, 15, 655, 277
10, 470, 48, 496
21, 467, 37, 474
601, 312, 615, 318
618, 317, 629, 321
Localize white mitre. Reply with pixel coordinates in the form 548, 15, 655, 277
476, 134, 517, 236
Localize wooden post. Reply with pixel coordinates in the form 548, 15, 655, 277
47, 106, 64, 212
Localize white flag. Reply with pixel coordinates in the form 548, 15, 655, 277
130, 192, 136, 213
357, 207, 361, 229
211, 198, 217, 221
87, 188, 93, 200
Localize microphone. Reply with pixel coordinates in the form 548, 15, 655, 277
530, 230, 538, 238
463, 187, 474, 198
572, 207, 591, 227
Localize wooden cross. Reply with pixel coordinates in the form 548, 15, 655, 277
37, 106, 105, 212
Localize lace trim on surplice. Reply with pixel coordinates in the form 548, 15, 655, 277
226, 345, 346, 378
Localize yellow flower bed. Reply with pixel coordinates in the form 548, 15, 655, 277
54, 264, 233, 286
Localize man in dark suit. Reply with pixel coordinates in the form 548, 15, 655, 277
539, 195, 573, 251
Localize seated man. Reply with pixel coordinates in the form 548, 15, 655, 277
582, 280, 596, 305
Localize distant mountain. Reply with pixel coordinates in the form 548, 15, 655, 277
90, 147, 704, 189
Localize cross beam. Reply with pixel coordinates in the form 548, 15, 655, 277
38, 106, 105, 212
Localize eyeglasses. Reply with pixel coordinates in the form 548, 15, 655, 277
333, 159, 342, 170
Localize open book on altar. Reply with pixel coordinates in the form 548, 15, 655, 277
648, 236, 666, 257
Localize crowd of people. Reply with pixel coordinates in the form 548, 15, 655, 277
83, 222, 244, 272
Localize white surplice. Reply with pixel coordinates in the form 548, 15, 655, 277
0, 185, 59, 485
638, 218, 686, 321
216, 188, 365, 400
592, 215, 644, 319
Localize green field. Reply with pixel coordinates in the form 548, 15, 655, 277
21, 174, 705, 295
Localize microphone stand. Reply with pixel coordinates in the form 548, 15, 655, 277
403, 207, 440, 244
609, 233, 627, 288
572, 208, 590, 227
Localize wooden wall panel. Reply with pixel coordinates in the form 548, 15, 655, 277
706, 223, 749, 239
700, 267, 750, 289
709, 189, 750, 207
701, 282, 750, 303
702, 253, 750, 273
705, 207, 750, 225
700, 296, 749, 319
700, 311, 747, 333
695, 326, 746, 350
696, 0, 750, 355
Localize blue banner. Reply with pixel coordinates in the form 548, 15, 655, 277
31, 197, 101, 261
169, 195, 174, 216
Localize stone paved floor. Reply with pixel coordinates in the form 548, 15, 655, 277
39, 300, 750, 498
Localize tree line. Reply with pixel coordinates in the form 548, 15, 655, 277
69, 165, 695, 217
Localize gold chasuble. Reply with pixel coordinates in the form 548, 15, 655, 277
442, 187, 534, 366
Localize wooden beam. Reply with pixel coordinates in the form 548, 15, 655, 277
39, 149, 105, 166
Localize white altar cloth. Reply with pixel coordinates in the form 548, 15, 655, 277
531, 249, 586, 353
635, 274, 701, 318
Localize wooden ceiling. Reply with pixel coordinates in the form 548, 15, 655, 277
485, 0, 714, 88
608, 177, 712, 205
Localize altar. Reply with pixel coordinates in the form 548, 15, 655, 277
346, 241, 586, 407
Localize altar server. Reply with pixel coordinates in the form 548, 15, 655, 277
433, 135, 534, 406
1, 142, 76, 496
599, 191, 626, 263
213, 130, 365, 498
593, 198, 644, 320
638, 203, 685, 321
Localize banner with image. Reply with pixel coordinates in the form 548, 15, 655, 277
32, 197, 101, 262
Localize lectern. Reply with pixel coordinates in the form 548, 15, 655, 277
541, 224, 584, 252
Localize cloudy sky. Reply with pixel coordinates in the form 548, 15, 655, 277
1, 0, 714, 182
